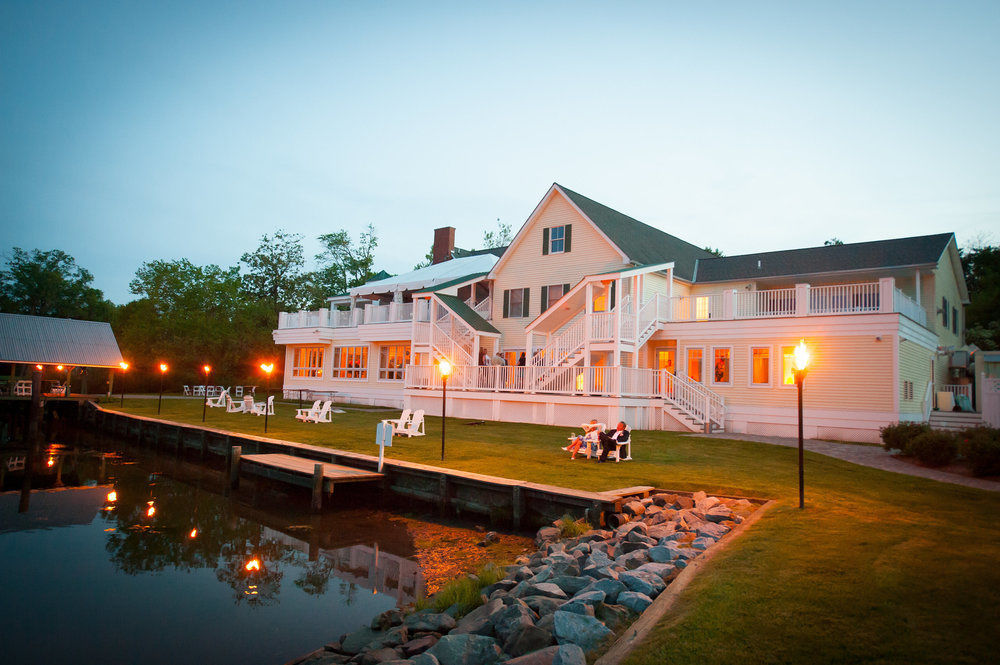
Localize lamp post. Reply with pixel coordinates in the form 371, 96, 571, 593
157, 363, 169, 415
259, 363, 274, 433
119, 362, 129, 407
792, 339, 810, 510
201, 364, 212, 422
438, 360, 452, 461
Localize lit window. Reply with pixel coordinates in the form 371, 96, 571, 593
292, 347, 324, 378
712, 348, 730, 384
379, 344, 410, 381
781, 346, 796, 385
549, 225, 565, 253
687, 348, 703, 383
751, 347, 770, 386
333, 346, 368, 379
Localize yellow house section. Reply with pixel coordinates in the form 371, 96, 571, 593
899, 339, 934, 415
641, 272, 671, 302
491, 191, 625, 351
657, 334, 896, 412
923, 241, 964, 388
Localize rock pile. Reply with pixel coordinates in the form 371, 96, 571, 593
297, 491, 754, 665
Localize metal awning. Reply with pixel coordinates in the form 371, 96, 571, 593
0, 313, 124, 368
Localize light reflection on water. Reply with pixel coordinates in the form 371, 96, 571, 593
0, 430, 425, 665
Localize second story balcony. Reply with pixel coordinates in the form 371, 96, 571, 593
278, 302, 415, 330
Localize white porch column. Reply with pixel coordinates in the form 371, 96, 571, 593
393, 290, 403, 303
878, 277, 894, 313
795, 283, 810, 317
915, 269, 921, 306
585, 282, 594, 366
613, 278, 622, 367
723, 290, 736, 320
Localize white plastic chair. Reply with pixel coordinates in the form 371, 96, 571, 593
386, 409, 412, 433
395, 409, 425, 437
235, 386, 244, 397
194, 385, 206, 397
295, 400, 322, 422
225, 394, 245, 413
206, 388, 229, 408
183, 385, 191, 396
250, 395, 274, 416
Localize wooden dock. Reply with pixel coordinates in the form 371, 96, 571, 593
237, 453, 384, 510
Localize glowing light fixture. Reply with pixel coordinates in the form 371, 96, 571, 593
189, 528, 199, 539
57, 365, 64, 371
245, 558, 261, 572
202, 364, 212, 422
792, 339, 810, 510
35, 364, 43, 371
259, 363, 274, 433
47, 457, 55, 468
146, 500, 156, 517
793, 339, 810, 372
438, 359, 452, 461
107, 490, 117, 502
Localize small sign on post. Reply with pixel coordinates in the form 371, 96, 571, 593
376, 421, 393, 473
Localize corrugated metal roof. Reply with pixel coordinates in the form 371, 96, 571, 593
0, 313, 123, 367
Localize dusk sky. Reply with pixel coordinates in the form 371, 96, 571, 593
2, 1, 997, 304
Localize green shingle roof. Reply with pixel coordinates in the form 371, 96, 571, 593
434, 293, 500, 334
556, 184, 712, 281
694, 233, 954, 283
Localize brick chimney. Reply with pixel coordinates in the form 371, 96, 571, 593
432, 226, 456, 265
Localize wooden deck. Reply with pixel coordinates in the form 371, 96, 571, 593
240, 453, 384, 488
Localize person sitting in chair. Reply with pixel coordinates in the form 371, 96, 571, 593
565, 420, 601, 460
597, 422, 630, 463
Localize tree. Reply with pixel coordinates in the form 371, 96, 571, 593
961, 240, 1000, 349
702, 246, 724, 257
240, 230, 307, 314
824, 238, 844, 246
0, 247, 113, 320
413, 245, 434, 270
482, 220, 513, 248
305, 224, 379, 306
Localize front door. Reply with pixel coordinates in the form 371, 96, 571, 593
656, 348, 675, 395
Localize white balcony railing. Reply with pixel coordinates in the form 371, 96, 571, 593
808, 282, 880, 315
893, 288, 927, 326
278, 302, 415, 329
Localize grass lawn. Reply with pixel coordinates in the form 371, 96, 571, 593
106, 398, 1000, 664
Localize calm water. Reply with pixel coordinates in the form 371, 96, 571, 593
0, 426, 426, 665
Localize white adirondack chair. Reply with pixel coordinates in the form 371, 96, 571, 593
395, 409, 425, 437
302, 400, 333, 423
194, 385, 206, 397
249, 395, 274, 416
183, 385, 191, 396
295, 400, 322, 422
206, 388, 229, 408
605, 427, 632, 462
386, 409, 412, 433
225, 394, 245, 413
234, 386, 244, 397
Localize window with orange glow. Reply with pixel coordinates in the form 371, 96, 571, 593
593, 294, 607, 312
687, 348, 703, 383
781, 345, 796, 385
333, 346, 368, 379
712, 348, 731, 384
751, 347, 770, 386
292, 346, 324, 378
378, 344, 410, 381
695, 297, 711, 320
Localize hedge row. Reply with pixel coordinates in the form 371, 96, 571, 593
880, 422, 1000, 476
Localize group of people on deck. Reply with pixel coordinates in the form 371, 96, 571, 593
478, 348, 528, 367
564, 420, 630, 462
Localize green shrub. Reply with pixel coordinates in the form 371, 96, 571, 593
557, 514, 590, 538
415, 562, 505, 616
909, 430, 958, 467
959, 425, 1000, 477
880, 422, 931, 454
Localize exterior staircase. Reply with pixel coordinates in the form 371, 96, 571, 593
928, 410, 983, 432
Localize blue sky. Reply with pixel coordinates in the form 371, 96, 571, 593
2, 1, 997, 303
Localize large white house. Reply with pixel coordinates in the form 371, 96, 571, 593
273, 183, 976, 442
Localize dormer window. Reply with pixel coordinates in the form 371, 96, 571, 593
542, 225, 572, 255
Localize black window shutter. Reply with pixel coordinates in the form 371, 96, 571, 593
503, 290, 510, 318
563, 283, 570, 296
564, 225, 572, 253
542, 228, 549, 255
522, 288, 530, 317
540, 286, 548, 312
610, 281, 616, 310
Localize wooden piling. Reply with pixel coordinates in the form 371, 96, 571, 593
228, 446, 241, 490
311, 463, 324, 512
438, 474, 449, 516
512, 485, 524, 530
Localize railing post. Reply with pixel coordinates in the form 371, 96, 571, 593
795, 283, 810, 317
704, 392, 711, 433
724, 290, 736, 319
878, 277, 894, 313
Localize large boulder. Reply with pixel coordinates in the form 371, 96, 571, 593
595, 603, 630, 631
570, 589, 606, 606
365, 625, 409, 651
578, 530, 612, 543
371, 608, 404, 631
557, 601, 595, 617
675, 496, 695, 510
549, 575, 591, 596
587, 578, 627, 604
536, 526, 561, 545
516, 582, 568, 600
620, 540, 651, 554
584, 550, 613, 569
410, 653, 440, 665
621, 500, 645, 517
581, 565, 619, 581
697, 522, 730, 539
522, 595, 564, 617
504, 624, 556, 657
553, 644, 587, 665
341, 627, 380, 655
618, 571, 657, 597
650, 493, 677, 507
552, 611, 613, 653
618, 591, 653, 614
615, 521, 647, 538
452, 598, 503, 636
690, 536, 715, 551
633, 562, 676, 580
358, 647, 402, 665
504, 645, 560, 665
404, 612, 457, 633
704, 506, 732, 523
614, 550, 649, 570
402, 634, 439, 657
491, 603, 537, 644
426, 634, 503, 665
647, 545, 678, 563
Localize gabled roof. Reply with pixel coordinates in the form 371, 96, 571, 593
694, 233, 955, 283
0, 313, 123, 367
414, 272, 489, 295
556, 184, 713, 280
435, 294, 500, 334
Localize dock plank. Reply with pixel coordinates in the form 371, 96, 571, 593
241, 453, 384, 484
